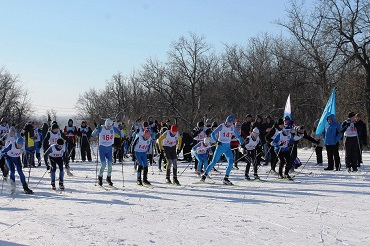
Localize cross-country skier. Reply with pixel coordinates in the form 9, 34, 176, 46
0, 140, 9, 180
0, 137, 33, 194
44, 138, 66, 190
192, 130, 213, 176
272, 125, 295, 179
240, 127, 262, 180
63, 119, 78, 163
157, 125, 182, 185
200, 115, 243, 185
131, 128, 152, 185
265, 118, 284, 175
43, 123, 73, 176
0, 117, 10, 139
91, 118, 123, 186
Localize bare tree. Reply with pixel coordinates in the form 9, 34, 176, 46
322, 0, 370, 124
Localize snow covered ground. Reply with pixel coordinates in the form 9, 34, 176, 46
1, 148, 369, 246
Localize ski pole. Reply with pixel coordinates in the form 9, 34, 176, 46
35, 169, 49, 188
1, 177, 4, 194
296, 148, 315, 176
121, 161, 124, 187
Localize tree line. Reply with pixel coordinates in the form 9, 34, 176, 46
2, 0, 369, 143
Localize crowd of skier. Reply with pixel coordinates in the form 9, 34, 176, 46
0, 111, 367, 194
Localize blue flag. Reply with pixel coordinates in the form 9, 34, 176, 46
315, 88, 336, 135
283, 94, 292, 120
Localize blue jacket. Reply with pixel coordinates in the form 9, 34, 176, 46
322, 114, 342, 145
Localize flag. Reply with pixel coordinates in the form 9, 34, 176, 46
315, 88, 336, 135
283, 94, 292, 120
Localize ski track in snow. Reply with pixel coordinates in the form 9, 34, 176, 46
0, 148, 369, 245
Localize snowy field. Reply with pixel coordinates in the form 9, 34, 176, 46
1, 148, 369, 246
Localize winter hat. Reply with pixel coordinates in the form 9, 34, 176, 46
235, 120, 242, 127
277, 118, 284, 125
52, 124, 59, 130
170, 125, 178, 133
284, 116, 291, 121
68, 119, 73, 123
348, 112, 356, 118
211, 121, 218, 128
143, 121, 149, 128
246, 114, 252, 118
197, 121, 205, 128
9, 127, 16, 134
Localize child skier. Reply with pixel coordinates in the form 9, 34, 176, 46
44, 138, 66, 190
272, 125, 295, 179
200, 115, 243, 185
91, 118, 123, 187
0, 137, 33, 194
157, 125, 182, 185
192, 130, 213, 176
240, 127, 262, 180
131, 129, 152, 185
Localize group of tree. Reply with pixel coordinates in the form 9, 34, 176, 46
2, 0, 369, 141
76, 0, 370, 136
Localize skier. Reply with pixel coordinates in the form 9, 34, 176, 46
240, 127, 262, 180
261, 116, 274, 166
91, 118, 123, 186
43, 123, 73, 176
33, 123, 43, 166
113, 114, 123, 163
157, 125, 182, 185
0, 140, 9, 180
156, 126, 168, 172
340, 112, 360, 172
44, 138, 66, 190
311, 120, 324, 166
131, 129, 152, 185
22, 121, 36, 168
0, 117, 10, 139
77, 120, 93, 162
265, 118, 284, 175
0, 137, 33, 194
272, 125, 295, 179
63, 119, 78, 163
192, 130, 213, 176
231, 119, 242, 170
200, 115, 243, 185
192, 121, 208, 170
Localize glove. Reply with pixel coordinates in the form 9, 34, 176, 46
176, 149, 181, 155
38, 142, 42, 148
279, 142, 284, 146
216, 141, 222, 146
93, 120, 98, 128
160, 149, 164, 155
46, 165, 50, 170
315, 140, 320, 145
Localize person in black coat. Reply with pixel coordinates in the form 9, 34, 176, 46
355, 113, 367, 167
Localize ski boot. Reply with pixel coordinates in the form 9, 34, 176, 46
223, 176, 233, 185
98, 175, 103, 186
51, 181, 56, 190
254, 174, 260, 180
106, 176, 113, 186
165, 178, 172, 184
245, 174, 251, 180
143, 179, 151, 185
173, 177, 180, 186
137, 178, 143, 186
284, 174, 293, 180
200, 174, 206, 182
23, 184, 34, 194
59, 182, 65, 191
